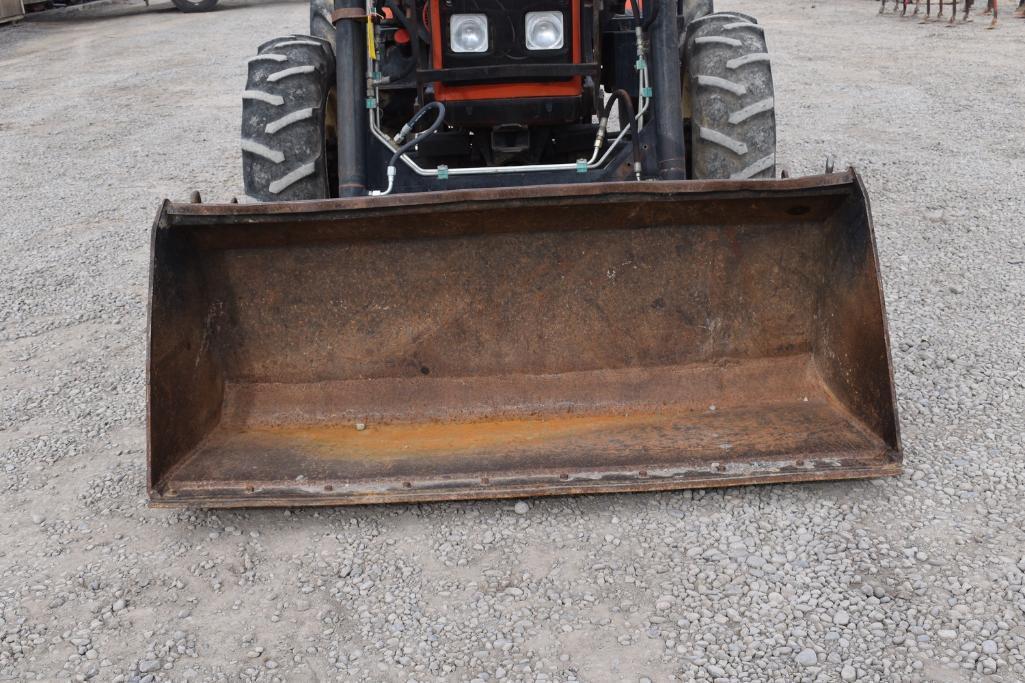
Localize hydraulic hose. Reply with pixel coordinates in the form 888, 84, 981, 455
375, 0, 419, 84
377, 53, 416, 84
391, 101, 446, 159
384, 0, 429, 44
373, 101, 447, 195
602, 90, 642, 180
629, 0, 659, 31
386, 0, 426, 102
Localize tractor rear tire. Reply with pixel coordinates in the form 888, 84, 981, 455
684, 12, 776, 180
242, 36, 335, 202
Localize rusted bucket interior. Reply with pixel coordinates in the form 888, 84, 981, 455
148, 174, 900, 506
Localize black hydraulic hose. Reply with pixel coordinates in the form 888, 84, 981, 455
373, 101, 446, 195
643, 2, 659, 30
629, 0, 658, 31
379, 0, 423, 83
387, 101, 444, 162
604, 89, 642, 179
389, 101, 446, 168
385, 0, 426, 102
384, 0, 429, 44
392, 56, 417, 82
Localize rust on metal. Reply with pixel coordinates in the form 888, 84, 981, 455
331, 7, 369, 22
147, 169, 901, 508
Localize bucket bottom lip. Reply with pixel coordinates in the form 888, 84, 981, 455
149, 391, 901, 508
150, 451, 901, 508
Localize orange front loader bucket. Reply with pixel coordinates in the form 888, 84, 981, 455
147, 170, 901, 507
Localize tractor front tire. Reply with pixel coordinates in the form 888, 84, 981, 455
684, 12, 777, 180
682, 0, 713, 25
242, 36, 335, 202
310, 0, 335, 47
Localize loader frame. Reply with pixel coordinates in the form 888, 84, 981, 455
333, 0, 688, 196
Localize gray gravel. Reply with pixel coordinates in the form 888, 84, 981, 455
2, 1, 1025, 681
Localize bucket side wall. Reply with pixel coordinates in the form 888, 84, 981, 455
812, 193, 901, 453
148, 220, 226, 491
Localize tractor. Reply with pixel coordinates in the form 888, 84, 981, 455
144, 0, 900, 507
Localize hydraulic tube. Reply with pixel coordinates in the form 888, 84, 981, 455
335, 0, 368, 196
650, 0, 687, 179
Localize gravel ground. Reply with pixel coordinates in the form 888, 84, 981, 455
2, 1, 1025, 681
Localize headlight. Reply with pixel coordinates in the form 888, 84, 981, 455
525, 11, 564, 51
450, 14, 489, 53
